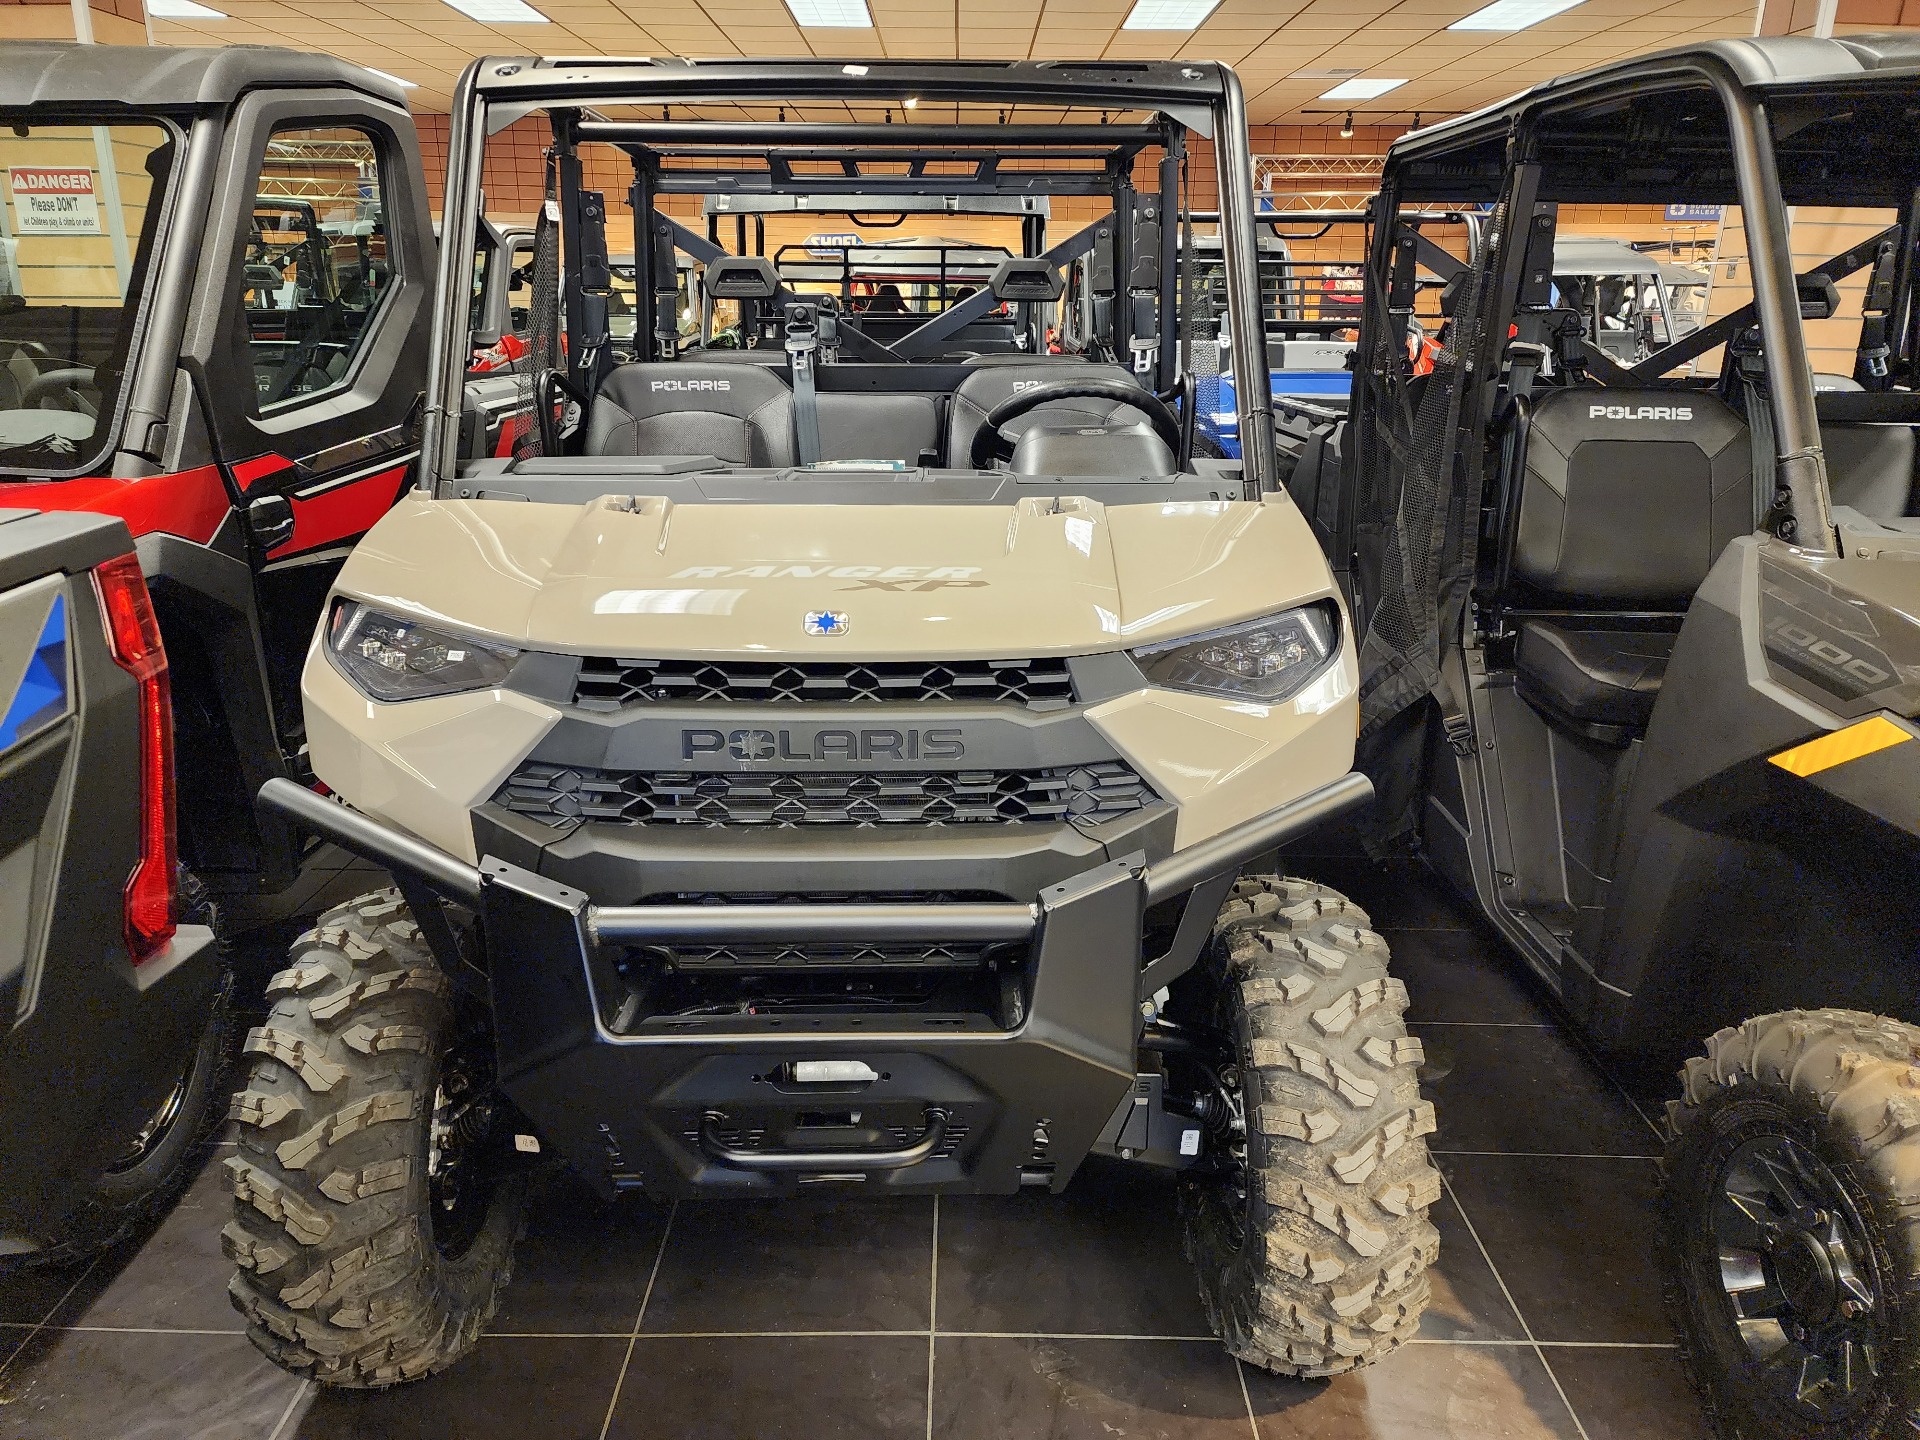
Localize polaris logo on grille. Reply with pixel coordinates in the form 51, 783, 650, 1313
1589, 404, 1692, 421
651, 378, 732, 392
682, 727, 966, 762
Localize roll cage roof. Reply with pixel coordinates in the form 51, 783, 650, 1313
1387, 35, 1920, 207
425, 55, 1278, 493
0, 41, 407, 111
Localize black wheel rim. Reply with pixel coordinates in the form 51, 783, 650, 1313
427, 1036, 500, 1259
103, 1073, 188, 1175
1709, 1132, 1887, 1416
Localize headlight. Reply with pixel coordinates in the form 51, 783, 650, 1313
1131, 603, 1339, 702
327, 601, 519, 702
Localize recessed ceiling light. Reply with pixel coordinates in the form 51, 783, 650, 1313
364, 67, 417, 87
1121, 0, 1222, 29
1319, 77, 1408, 100
783, 0, 873, 25
147, 0, 227, 16
1449, 0, 1584, 28
441, 0, 548, 21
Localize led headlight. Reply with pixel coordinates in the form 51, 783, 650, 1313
1131, 603, 1339, 702
327, 601, 519, 702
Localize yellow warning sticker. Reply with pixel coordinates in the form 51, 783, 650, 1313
1769, 715, 1914, 778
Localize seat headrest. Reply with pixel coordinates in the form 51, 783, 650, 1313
1799, 274, 1841, 321
989, 258, 1063, 302
598, 362, 792, 420
1513, 386, 1752, 605
704, 257, 781, 300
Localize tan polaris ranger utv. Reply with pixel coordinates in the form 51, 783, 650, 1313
226, 56, 1439, 1388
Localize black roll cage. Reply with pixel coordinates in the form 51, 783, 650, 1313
422, 57, 1279, 496
1352, 41, 1920, 561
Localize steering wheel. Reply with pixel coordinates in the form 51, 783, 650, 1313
22, 366, 96, 412
969, 378, 1183, 469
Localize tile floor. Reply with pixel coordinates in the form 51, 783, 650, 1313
0, 847, 1713, 1439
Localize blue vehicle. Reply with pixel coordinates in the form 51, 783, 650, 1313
1188, 209, 1483, 457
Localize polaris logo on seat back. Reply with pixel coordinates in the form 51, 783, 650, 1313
651, 378, 731, 393
1589, 404, 1692, 421
683, 727, 966, 762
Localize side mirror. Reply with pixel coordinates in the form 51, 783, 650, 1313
247, 494, 296, 553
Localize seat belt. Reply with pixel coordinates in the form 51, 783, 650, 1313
1732, 331, 1778, 529
1857, 236, 1899, 390
784, 300, 822, 466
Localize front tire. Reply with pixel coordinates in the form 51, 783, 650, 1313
224, 889, 525, 1388
1180, 876, 1440, 1377
1661, 1009, 1920, 1440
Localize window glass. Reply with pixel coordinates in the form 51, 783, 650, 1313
240, 126, 391, 408
504, 241, 534, 337
0, 118, 173, 474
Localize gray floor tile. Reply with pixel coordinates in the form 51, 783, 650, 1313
286, 1336, 630, 1439
606, 1334, 929, 1439
642, 1194, 934, 1334
1243, 1340, 1584, 1439
936, 1158, 1211, 1337
1442, 1154, 1670, 1344
933, 1337, 1254, 1439
0, 1328, 304, 1440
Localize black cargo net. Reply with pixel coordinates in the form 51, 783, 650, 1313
1350, 201, 1511, 848
1355, 200, 1508, 738
1183, 214, 1223, 459
512, 158, 564, 462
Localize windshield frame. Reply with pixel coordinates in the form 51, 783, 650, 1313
421, 58, 1274, 496
0, 108, 184, 482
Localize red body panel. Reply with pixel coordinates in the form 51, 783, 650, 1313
0, 467, 230, 545
269, 464, 410, 560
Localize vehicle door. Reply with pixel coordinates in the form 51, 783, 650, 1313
184, 89, 432, 748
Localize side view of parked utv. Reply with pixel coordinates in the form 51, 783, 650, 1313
1311, 33, 1920, 1440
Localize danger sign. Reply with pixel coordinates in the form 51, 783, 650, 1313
9, 168, 100, 235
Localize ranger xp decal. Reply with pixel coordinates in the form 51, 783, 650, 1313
672, 565, 983, 582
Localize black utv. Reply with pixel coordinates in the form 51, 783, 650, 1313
1302, 32, 1920, 1440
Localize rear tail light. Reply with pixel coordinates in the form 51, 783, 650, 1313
92, 554, 177, 964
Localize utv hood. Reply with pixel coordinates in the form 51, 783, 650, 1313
333, 492, 1336, 660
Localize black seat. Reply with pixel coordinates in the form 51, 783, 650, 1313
1505, 386, 1752, 741
1514, 624, 1675, 736
816, 393, 941, 465
945, 357, 1149, 467
1815, 387, 1920, 520
586, 362, 796, 465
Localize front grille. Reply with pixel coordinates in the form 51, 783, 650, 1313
572, 656, 1075, 711
494, 760, 1155, 830
633, 890, 1017, 972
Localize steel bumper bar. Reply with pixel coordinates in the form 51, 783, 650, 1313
258, 770, 1373, 942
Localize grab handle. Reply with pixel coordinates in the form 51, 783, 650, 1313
699, 1107, 948, 1172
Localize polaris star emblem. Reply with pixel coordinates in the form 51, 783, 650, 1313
804, 610, 850, 637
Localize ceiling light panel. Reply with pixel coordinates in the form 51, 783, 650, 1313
1319, 77, 1409, 100
1449, 0, 1584, 29
783, 0, 873, 26
365, 67, 417, 87
147, 0, 228, 16
440, 0, 549, 22
1121, 0, 1222, 30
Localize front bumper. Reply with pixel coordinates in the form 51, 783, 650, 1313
259, 771, 1370, 1198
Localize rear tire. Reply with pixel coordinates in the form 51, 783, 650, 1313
13, 873, 234, 1266
1661, 1009, 1920, 1440
224, 889, 525, 1389
1181, 876, 1440, 1377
